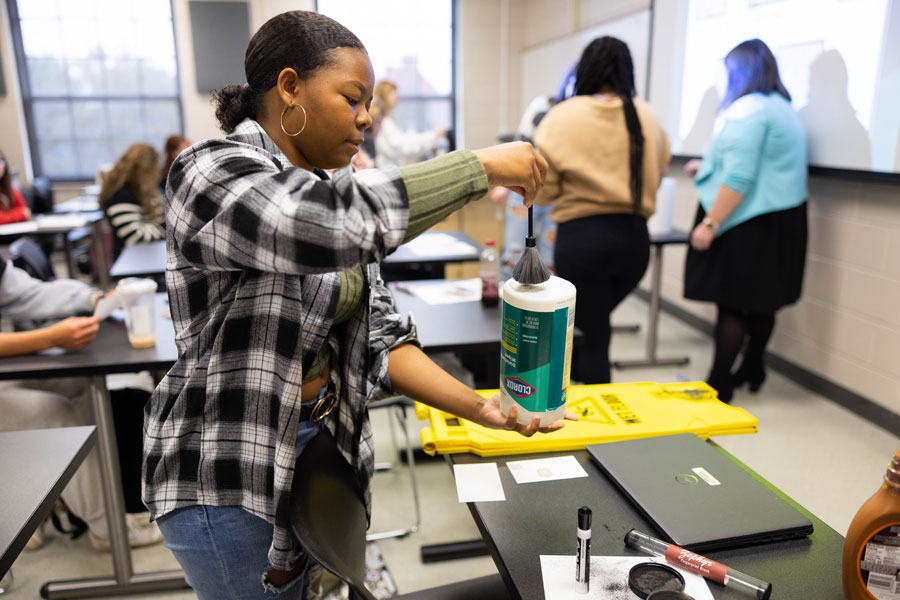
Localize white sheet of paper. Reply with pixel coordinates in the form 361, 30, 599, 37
0, 221, 38, 235
401, 232, 477, 258
94, 295, 122, 320
453, 463, 506, 503
35, 214, 88, 228
506, 455, 588, 484
539, 555, 714, 600
407, 278, 481, 305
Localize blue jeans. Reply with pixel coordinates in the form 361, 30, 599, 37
502, 191, 556, 278
157, 399, 324, 599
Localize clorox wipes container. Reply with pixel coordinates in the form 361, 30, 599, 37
500, 276, 576, 426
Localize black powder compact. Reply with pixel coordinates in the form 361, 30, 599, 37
628, 562, 686, 598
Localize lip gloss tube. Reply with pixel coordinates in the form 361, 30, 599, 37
624, 529, 772, 600
576, 507, 592, 594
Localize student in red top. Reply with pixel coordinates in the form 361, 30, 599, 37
0, 150, 31, 225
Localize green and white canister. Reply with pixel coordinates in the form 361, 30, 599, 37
500, 276, 576, 426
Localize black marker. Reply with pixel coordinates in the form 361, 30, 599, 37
576, 506, 591, 594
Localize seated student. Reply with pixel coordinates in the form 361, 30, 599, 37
372, 80, 447, 167
0, 260, 162, 551
160, 134, 191, 191
0, 149, 31, 225
99, 143, 166, 260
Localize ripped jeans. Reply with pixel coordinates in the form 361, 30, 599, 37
157, 408, 323, 599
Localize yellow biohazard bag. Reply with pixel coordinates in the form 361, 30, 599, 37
417, 382, 757, 457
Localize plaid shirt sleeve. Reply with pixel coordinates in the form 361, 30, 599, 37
166, 138, 409, 274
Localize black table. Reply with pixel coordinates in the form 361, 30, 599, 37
614, 230, 691, 369
0, 427, 96, 580
0, 294, 187, 598
390, 279, 583, 388
452, 445, 843, 599
382, 230, 480, 280
109, 240, 166, 280
0, 212, 109, 288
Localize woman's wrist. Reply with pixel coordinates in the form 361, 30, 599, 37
701, 216, 720, 233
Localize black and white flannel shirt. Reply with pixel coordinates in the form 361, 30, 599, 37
143, 119, 422, 570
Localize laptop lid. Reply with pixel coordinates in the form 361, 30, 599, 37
587, 433, 813, 552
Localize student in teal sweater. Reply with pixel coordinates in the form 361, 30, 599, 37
684, 39, 808, 402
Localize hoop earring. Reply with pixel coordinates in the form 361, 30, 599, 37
280, 103, 308, 137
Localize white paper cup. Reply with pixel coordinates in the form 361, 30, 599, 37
115, 277, 158, 348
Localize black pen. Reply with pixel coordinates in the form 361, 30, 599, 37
576, 506, 591, 594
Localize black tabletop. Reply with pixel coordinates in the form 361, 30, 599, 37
383, 230, 480, 266
451, 447, 843, 599
0, 293, 177, 380
110, 240, 167, 279
0, 426, 96, 578
391, 280, 505, 353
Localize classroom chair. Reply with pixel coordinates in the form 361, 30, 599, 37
10, 237, 55, 281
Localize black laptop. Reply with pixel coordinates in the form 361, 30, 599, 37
587, 433, 813, 551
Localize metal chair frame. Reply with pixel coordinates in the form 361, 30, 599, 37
366, 397, 421, 541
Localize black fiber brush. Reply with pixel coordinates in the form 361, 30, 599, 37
510, 204, 552, 285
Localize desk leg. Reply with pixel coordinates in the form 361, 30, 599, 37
91, 221, 111, 290
612, 244, 690, 369
62, 237, 77, 279
40, 376, 188, 599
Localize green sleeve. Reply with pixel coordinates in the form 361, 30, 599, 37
399, 150, 489, 242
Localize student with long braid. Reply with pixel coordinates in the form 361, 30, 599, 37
533, 36, 671, 384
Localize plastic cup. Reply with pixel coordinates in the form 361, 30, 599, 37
115, 277, 158, 348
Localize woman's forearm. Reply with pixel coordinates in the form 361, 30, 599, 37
706, 185, 744, 226
0, 329, 53, 356
399, 150, 488, 242
386, 343, 485, 421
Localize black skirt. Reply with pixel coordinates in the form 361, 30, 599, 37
684, 202, 807, 314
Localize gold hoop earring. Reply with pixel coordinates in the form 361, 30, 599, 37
280, 103, 308, 137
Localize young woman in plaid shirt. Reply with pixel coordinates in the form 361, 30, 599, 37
143, 10, 575, 599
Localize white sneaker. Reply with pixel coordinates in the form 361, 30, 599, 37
125, 511, 156, 530
88, 517, 163, 552
25, 524, 45, 551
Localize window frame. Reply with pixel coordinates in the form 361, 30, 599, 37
315, 0, 457, 144
5, 0, 185, 182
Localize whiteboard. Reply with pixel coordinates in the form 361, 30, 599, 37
648, 0, 900, 175
519, 10, 652, 114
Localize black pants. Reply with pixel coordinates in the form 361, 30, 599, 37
555, 214, 649, 384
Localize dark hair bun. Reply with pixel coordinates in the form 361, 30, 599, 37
213, 84, 253, 134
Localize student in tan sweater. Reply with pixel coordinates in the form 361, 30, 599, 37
534, 36, 670, 383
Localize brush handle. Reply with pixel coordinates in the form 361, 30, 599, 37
528, 205, 534, 238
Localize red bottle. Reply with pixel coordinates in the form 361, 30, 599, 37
479, 239, 499, 307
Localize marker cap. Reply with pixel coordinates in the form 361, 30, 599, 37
578, 506, 591, 530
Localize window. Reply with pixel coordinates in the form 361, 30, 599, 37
316, 0, 454, 137
7, 0, 183, 181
